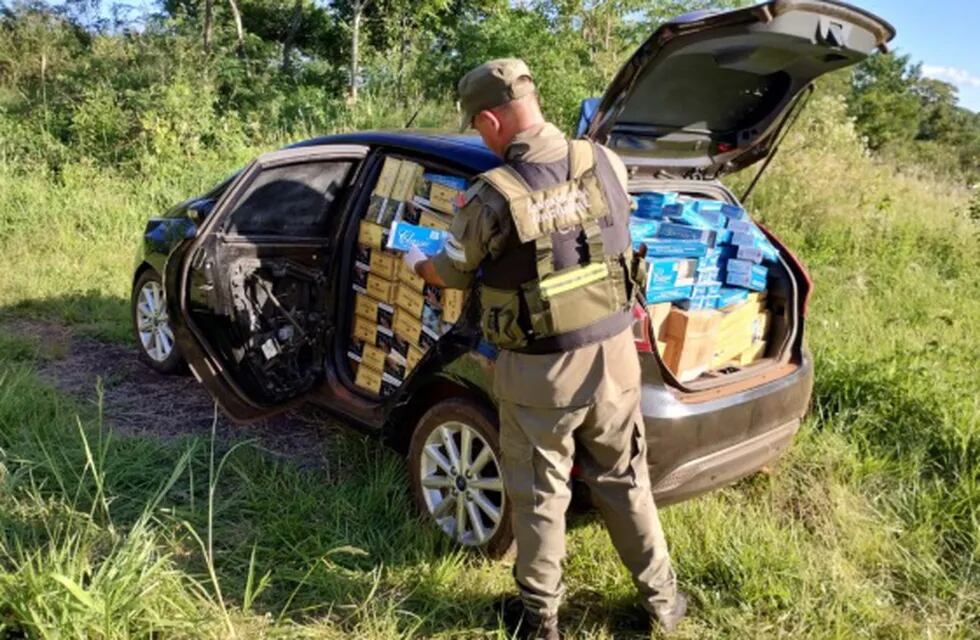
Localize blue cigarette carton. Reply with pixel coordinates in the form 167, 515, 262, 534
692, 200, 747, 219
663, 202, 715, 229
716, 287, 750, 309
695, 267, 720, 283
646, 258, 698, 288
734, 245, 764, 264
423, 172, 468, 192
724, 258, 756, 274
725, 264, 768, 291
730, 231, 758, 247
645, 284, 695, 304
726, 218, 756, 234
640, 238, 708, 258
387, 221, 447, 255
656, 222, 716, 244
694, 209, 728, 229
629, 217, 661, 245
676, 295, 719, 311
692, 281, 722, 298
633, 192, 677, 219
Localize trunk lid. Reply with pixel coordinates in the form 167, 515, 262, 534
587, 0, 895, 177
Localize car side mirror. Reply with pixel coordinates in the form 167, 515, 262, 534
186, 198, 215, 224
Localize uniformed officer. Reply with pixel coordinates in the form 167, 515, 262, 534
403, 58, 687, 638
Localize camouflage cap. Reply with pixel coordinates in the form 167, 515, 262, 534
457, 58, 536, 131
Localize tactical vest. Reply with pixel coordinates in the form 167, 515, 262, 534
477, 140, 640, 353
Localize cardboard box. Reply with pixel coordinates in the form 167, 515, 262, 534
354, 244, 399, 280
648, 302, 672, 342
358, 220, 388, 249
713, 311, 770, 367
392, 160, 424, 201
418, 208, 452, 231
406, 344, 425, 371
347, 339, 387, 372
354, 293, 395, 329
738, 340, 767, 365
394, 308, 440, 350
395, 284, 425, 316
429, 182, 462, 214
365, 196, 403, 227
352, 314, 396, 348
663, 331, 717, 382
354, 363, 384, 393
366, 274, 397, 303
442, 288, 465, 324
372, 157, 402, 197
663, 307, 722, 340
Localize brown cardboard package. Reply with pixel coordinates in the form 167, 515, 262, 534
661, 308, 722, 382
429, 182, 462, 215
358, 221, 388, 249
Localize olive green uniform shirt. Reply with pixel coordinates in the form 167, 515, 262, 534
431, 123, 640, 408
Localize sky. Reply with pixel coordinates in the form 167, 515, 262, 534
857, 0, 980, 112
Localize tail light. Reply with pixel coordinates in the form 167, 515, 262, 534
631, 303, 654, 353
755, 222, 814, 317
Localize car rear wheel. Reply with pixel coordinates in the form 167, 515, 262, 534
408, 398, 514, 558
132, 269, 184, 374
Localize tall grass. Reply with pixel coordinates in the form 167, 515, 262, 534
1, 91, 978, 637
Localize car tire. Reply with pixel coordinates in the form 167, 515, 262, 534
132, 269, 185, 374
408, 398, 514, 559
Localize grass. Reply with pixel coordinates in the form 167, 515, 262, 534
1, 92, 979, 637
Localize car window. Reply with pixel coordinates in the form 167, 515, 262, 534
224, 160, 353, 236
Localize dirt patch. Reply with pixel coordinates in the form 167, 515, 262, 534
1, 316, 347, 470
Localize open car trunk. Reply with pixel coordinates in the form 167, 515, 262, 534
627, 178, 804, 391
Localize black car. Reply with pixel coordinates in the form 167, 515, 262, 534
131, 0, 893, 556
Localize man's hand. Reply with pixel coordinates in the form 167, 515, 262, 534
403, 244, 427, 273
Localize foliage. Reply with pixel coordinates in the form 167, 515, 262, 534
1, 0, 979, 637
847, 53, 980, 183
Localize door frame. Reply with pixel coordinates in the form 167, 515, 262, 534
166, 143, 370, 422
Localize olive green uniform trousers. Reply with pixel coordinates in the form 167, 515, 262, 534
495, 328, 678, 619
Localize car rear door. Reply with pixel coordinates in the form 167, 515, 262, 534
585, 0, 894, 177
165, 144, 369, 421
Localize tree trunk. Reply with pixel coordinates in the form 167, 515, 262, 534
282, 0, 303, 74
350, 3, 362, 103
227, 0, 246, 60
203, 0, 213, 53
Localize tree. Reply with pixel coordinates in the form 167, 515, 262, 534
847, 52, 923, 150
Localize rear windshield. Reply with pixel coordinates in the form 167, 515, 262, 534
617, 53, 791, 133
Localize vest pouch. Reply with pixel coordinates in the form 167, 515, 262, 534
529, 261, 628, 336
479, 285, 528, 350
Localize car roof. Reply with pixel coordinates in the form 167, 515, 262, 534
288, 130, 502, 174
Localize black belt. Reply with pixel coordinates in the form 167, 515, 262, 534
510, 310, 632, 355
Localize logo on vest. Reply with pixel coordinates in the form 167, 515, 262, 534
528, 186, 591, 226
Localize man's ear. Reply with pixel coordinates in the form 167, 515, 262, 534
475, 109, 500, 133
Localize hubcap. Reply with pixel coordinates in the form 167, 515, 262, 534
420, 421, 505, 547
136, 280, 174, 363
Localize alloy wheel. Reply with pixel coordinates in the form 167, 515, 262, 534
419, 420, 505, 546
136, 279, 175, 363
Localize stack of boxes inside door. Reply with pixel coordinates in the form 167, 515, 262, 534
348, 157, 468, 395
631, 191, 780, 382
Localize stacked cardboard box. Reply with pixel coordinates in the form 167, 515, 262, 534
348, 158, 469, 395
632, 191, 781, 379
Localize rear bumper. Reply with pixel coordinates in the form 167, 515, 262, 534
642, 354, 814, 506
